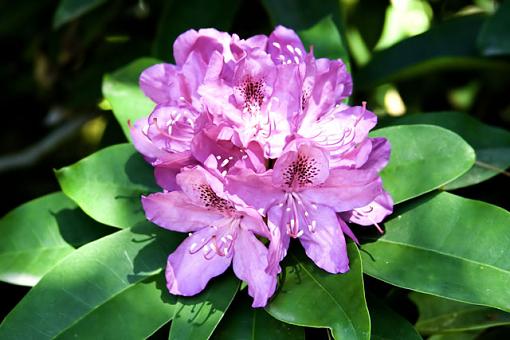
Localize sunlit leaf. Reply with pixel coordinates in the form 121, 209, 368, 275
266, 243, 370, 340
380, 112, 510, 189
0, 192, 110, 286
56, 144, 158, 229
169, 274, 239, 340
0, 222, 181, 339
370, 125, 475, 203
356, 15, 510, 89
102, 58, 159, 140
361, 192, 510, 312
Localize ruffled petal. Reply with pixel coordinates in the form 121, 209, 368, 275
267, 25, 306, 65
360, 137, 391, 172
226, 168, 282, 214
266, 204, 291, 275
139, 63, 179, 105
341, 190, 394, 226
298, 205, 349, 274
166, 227, 232, 296
233, 230, 277, 307
301, 168, 381, 212
142, 192, 224, 232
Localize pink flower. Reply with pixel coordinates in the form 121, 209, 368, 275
142, 166, 276, 307
227, 142, 383, 274
131, 25, 394, 306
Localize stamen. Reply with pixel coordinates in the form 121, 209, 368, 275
296, 230, 304, 237
272, 42, 281, 49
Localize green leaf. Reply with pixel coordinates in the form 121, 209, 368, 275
55, 143, 158, 229
361, 192, 510, 312
212, 294, 305, 340
355, 15, 509, 89
298, 16, 350, 68
102, 58, 159, 140
410, 292, 510, 334
153, 0, 241, 60
265, 243, 370, 340
370, 125, 475, 204
478, 1, 510, 56
0, 192, 110, 286
368, 294, 422, 340
0, 222, 182, 339
380, 112, 510, 190
428, 331, 482, 340
53, 0, 108, 29
57, 273, 176, 339
169, 274, 239, 340
261, 0, 350, 68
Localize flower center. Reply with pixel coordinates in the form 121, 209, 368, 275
237, 76, 265, 115
197, 184, 236, 213
282, 155, 320, 189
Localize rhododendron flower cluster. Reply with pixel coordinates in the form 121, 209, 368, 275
131, 26, 393, 307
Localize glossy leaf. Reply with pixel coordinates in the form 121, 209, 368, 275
428, 331, 482, 340
368, 295, 422, 340
0, 222, 182, 339
0, 192, 110, 286
265, 243, 370, 340
261, 0, 350, 67
169, 274, 239, 340
410, 292, 510, 334
478, 1, 510, 56
299, 16, 350, 67
53, 0, 107, 29
370, 125, 475, 204
57, 273, 176, 339
361, 192, 510, 312
355, 15, 510, 89
213, 294, 305, 340
102, 58, 159, 140
380, 112, 510, 190
153, 0, 241, 59
56, 143, 158, 229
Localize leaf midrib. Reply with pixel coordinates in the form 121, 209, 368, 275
363, 238, 510, 275
290, 253, 357, 338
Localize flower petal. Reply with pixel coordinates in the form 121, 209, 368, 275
272, 142, 330, 190
360, 137, 391, 172
301, 168, 382, 212
299, 205, 349, 274
226, 167, 282, 213
266, 204, 291, 275
267, 25, 306, 65
142, 192, 224, 232
233, 230, 277, 307
341, 190, 394, 226
139, 63, 179, 105
166, 227, 232, 296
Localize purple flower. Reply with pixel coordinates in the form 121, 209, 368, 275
142, 166, 276, 307
227, 141, 383, 274
132, 25, 394, 307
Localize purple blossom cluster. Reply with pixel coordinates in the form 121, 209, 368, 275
131, 26, 393, 307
